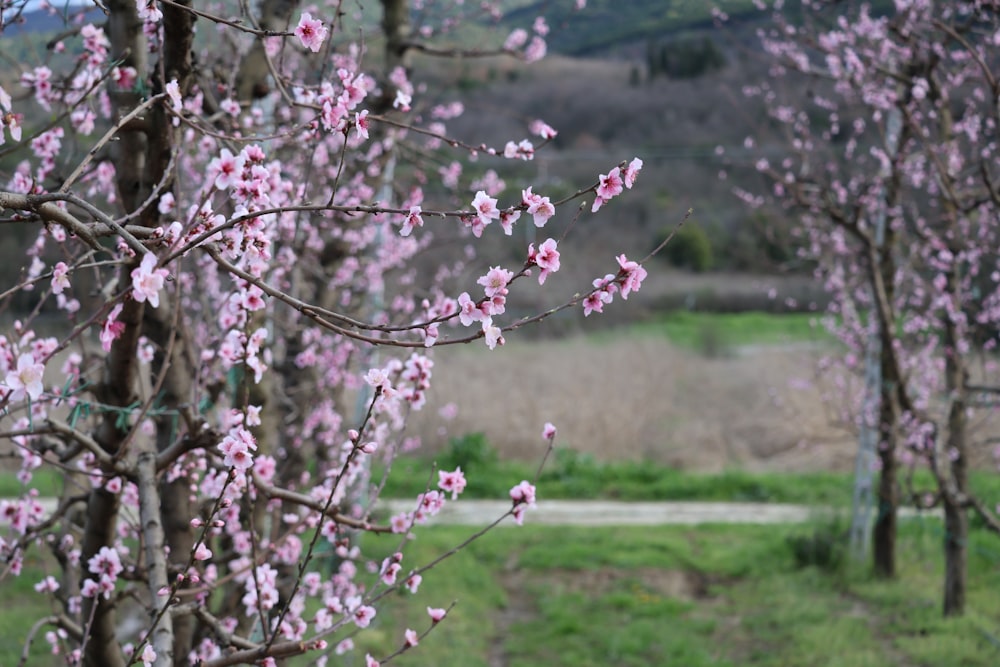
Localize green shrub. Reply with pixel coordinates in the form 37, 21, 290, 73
786, 518, 847, 573
439, 432, 498, 471
660, 225, 713, 272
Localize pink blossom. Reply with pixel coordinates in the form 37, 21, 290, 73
390, 512, 410, 534
482, 318, 504, 350
477, 266, 513, 298
165, 79, 182, 125
528, 238, 560, 285
393, 89, 412, 111
616, 254, 648, 299
583, 274, 617, 317
437, 467, 467, 499
405, 573, 422, 593
33, 576, 59, 593
218, 427, 257, 471
131, 253, 168, 309
509, 480, 537, 525
400, 205, 423, 236
353, 604, 377, 628
5, 353, 44, 402
499, 209, 521, 235
522, 187, 555, 227
380, 560, 401, 585
194, 543, 213, 561
542, 423, 557, 440
404, 628, 419, 647
504, 28, 529, 51
510, 480, 537, 507
530, 119, 558, 139
623, 158, 643, 189
140, 645, 156, 667
1, 110, 22, 144
295, 13, 328, 53
136, 0, 162, 23
365, 655, 380, 667
88, 546, 123, 580
208, 148, 244, 190
457, 292, 484, 326
427, 607, 447, 622
101, 303, 125, 352
597, 167, 624, 200
524, 36, 547, 63
471, 190, 500, 227
219, 98, 240, 117
503, 139, 535, 160
355, 110, 369, 140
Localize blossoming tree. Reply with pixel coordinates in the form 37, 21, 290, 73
0, 0, 649, 664
740, 0, 1000, 614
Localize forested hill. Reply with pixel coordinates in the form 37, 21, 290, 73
503, 0, 898, 55
502, 0, 758, 55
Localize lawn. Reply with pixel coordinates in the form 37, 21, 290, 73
630, 310, 830, 351
4, 519, 999, 666
376, 432, 1000, 509
357, 519, 1000, 666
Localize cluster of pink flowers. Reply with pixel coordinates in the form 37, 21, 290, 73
469, 191, 500, 236
295, 13, 329, 53
528, 238, 561, 285
0, 2, 656, 664
592, 158, 643, 212
0, 85, 22, 145
218, 426, 258, 471
3, 352, 45, 402
583, 254, 648, 316
130, 252, 169, 309
509, 480, 538, 525
438, 467, 468, 499
81, 546, 123, 600
521, 187, 555, 227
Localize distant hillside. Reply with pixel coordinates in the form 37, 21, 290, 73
3, 5, 102, 35
503, 0, 760, 55
502, 0, 899, 56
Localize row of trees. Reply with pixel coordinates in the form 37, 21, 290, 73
0, 1, 650, 665
743, 0, 1000, 615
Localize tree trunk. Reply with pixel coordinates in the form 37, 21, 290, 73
942, 270, 969, 616
943, 495, 967, 616
872, 440, 897, 578
871, 200, 900, 578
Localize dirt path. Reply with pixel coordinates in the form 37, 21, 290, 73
11, 498, 938, 528
377, 499, 937, 526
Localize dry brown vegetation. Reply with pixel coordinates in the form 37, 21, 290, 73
408, 334, 862, 473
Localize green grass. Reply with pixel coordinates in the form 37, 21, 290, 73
360, 520, 1000, 666
5, 494, 1000, 666
630, 310, 830, 350
376, 433, 1000, 509
0, 554, 63, 666
0, 467, 62, 498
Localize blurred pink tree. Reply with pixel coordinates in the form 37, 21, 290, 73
0, 1, 649, 664
740, 0, 1000, 614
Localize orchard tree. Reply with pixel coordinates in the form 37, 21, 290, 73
738, 0, 1000, 613
0, 0, 651, 664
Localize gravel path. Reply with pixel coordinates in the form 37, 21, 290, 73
380, 499, 938, 526
7, 498, 939, 528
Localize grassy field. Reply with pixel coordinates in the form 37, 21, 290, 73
376, 432, 1000, 507
632, 310, 829, 351
354, 519, 1000, 666
4, 518, 1000, 666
